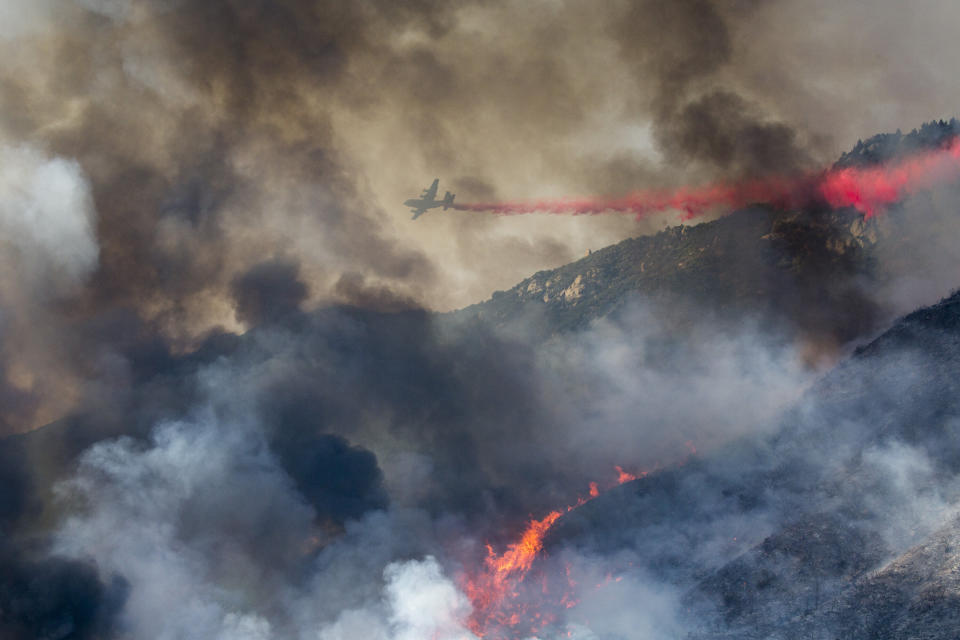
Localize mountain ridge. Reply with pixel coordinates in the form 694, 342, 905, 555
457, 119, 960, 357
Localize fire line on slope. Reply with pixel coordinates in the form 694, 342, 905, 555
460, 466, 651, 639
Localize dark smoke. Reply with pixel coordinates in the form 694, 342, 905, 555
232, 258, 309, 326
614, 0, 819, 179
0, 543, 127, 640
0, 437, 33, 529
1, 0, 958, 432
4, 1, 960, 638
270, 431, 389, 526
657, 90, 813, 177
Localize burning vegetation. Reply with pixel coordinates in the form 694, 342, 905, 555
461, 467, 652, 638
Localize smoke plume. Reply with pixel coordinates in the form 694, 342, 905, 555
4, 1, 960, 639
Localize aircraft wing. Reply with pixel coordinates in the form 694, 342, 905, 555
411, 208, 427, 220
421, 178, 439, 201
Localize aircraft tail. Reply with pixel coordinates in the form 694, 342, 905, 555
443, 192, 455, 210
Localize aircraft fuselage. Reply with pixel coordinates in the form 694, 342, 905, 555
404, 181, 455, 219
404, 198, 442, 210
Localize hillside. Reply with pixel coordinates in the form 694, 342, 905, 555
458, 119, 960, 352
543, 287, 960, 638
459, 206, 878, 345
833, 118, 960, 169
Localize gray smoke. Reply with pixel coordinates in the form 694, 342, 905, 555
3, 1, 960, 638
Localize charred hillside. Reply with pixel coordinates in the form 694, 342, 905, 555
543, 287, 960, 639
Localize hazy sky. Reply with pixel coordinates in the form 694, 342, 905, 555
4, 5, 960, 638
2, 0, 959, 312
0, 0, 958, 431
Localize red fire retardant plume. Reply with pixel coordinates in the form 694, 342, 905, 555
454, 137, 960, 220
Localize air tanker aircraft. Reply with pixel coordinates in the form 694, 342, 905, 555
404, 178, 455, 219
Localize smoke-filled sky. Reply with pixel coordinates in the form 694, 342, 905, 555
5, 2, 960, 639
3, 0, 960, 311
1, 0, 958, 432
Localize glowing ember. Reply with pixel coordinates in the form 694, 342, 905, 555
454, 137, 960, 221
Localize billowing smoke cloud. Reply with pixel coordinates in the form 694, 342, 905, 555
612, 1, 818, 180
0, 542, 126, 640
231, 258, 310, 327
17, 288, 811, 639
1, 0, 959, 322
4, 1, 960, 639
53, 415, 314, 638
52, 409, 392, 638
0, 143, 98, 432
49, 397, 479, 639
0, 0, 959, 432
291, 555, 477, 640
0, 144, 98, 286
1, 0, 437, 340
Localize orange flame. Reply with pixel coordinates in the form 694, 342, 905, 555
461, 465, 653, 638
464, 510, 562, 636
614, 465, 642, 484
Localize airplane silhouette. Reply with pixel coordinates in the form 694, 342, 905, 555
404, 179, 455, 220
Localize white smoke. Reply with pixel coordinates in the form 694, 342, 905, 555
0, 0, 56, 40
384, 557, 474, 640
0, 143, 99, 431
533, 299, 811, 475
316, 557, 475, 640
858, 440, 960, 553
52, 406, 480, 640
53, 413, 314, 639
0, 144, 99, 291
558, 555, 685, 640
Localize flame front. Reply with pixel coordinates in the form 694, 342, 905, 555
461, 465, 654, 638
464, 510, 563, 636
615, 465, 645, 484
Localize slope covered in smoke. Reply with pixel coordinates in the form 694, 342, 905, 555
541, 288, 960, 638
2, 122, 960, 638
0, 303, 806, 637
6, 220, 960, 637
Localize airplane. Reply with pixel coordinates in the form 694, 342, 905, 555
404, 178, 455, 220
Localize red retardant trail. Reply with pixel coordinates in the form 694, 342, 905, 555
454, 137, 960, 220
